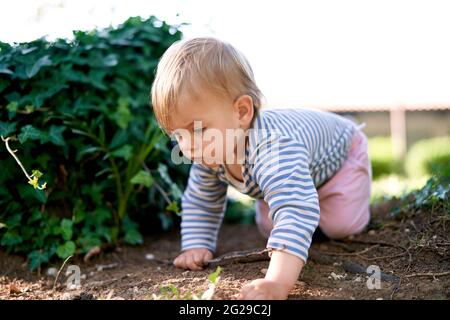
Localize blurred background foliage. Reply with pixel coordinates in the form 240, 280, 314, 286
368, 135, 450, 203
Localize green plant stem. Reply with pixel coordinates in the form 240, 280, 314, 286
1, 135, 33, 180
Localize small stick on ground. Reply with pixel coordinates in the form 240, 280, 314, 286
404, 271, 450, 278
53, 255, 73, 291
205, 248, 270, 268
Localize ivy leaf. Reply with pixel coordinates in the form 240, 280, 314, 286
123, 216, 143, 245
110, 144, 133, 160
26, 55, 52, 78
48, 125, 66, 146
31, 170, 43, 178
130, 170, 153, 187
124, 228, 143, 245
20, 47, 38, 55
110, 97, 132, 129
6, 102, 18, 113
166, 201, 180, 215
89, 207, 111, 226
6, 214, 22, 228
28, 250, 50, 271
0, 67, 13, 75
0, 230, 23, 246
103, 54, 118, 67
60, 219, 73, 241
0, 121, 16, 136
17, 184, 48, 204
18, 125, 48, 144
56, 240, 76, 259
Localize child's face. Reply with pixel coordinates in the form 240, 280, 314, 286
170, 87, 253, 168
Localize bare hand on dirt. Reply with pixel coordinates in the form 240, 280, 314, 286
173, 248, 213, 271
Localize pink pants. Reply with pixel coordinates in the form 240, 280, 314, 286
255, 124, 372, 239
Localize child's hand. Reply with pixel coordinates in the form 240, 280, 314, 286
173, 248, 213, 271
236, 279, 289, 300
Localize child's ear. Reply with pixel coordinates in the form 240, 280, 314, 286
234, 94, 254, 124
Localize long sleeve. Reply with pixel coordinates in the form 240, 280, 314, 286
180, 163, 228, 253
249, 133, 320, 263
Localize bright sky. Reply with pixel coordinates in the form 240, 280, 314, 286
1, 0, 450, 108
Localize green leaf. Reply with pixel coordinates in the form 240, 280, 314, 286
28, 250, 50, 271
33, 188, 48, 204
31, 170, 43, 178
17, 184, 48, 204
123, 228, 143, 245
166, 201, 180, 214
123, 215, 143, 245
81, 183, 104, 204
0, 121, 16, 136
76, 145, 102, 161
0, 230, 23, 246
6, 213, 22, 228
88, 207, 111, 226
29, 209, 42, 223
110, 144, 133, 160
18, 125, 48, 144
26, 55, 52, 78
130, 170, 153, 187
110, 98, 132, 129
103, 54, 118, 67
109, 129, 128, 149
6, 102, 18, 113
157, 163, 172, 185
158, 212, 173, 231
56, 240, 76, 258
74, 209, 86, 224
77, 234, 102, 253
60, 219, 73, 241
48, 125, 66, 146
208, 266, 222, 284
0, 67, 13, 75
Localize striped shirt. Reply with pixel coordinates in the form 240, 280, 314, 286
180, 107, 364, 262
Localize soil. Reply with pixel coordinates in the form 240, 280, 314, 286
1, 199, 449, 300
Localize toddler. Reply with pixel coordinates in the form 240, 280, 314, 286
150, 37, 372, 300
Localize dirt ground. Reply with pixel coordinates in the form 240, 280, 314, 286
1, 199, 449, 300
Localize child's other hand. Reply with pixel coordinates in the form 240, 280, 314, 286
173, 248, 213, 271
236, 279, 289, 300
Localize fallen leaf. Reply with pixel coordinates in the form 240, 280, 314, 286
9, 284, 22, 295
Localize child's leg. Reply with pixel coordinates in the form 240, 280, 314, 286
317, 127, 372, 239
254, 126, 372, 240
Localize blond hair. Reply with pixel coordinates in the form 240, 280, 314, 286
150, 37, 265, 135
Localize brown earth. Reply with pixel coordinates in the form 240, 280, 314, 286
1, 199, 449, 300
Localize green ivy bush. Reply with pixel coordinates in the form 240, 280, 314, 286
368, 136, 403, 179
405, 136, 450, 178
0, 16, 190, 270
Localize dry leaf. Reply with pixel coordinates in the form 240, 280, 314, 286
9, 283, 22, 295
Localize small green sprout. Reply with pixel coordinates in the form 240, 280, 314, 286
1, 135, 47, 190
152, 266, 223, 300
